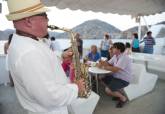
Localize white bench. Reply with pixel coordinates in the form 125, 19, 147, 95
130, 52, 165, 80
148, 60, 165, 80
124, 63, 158, 101
68, 91, 99, 114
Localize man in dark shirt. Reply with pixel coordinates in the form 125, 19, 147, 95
75, 33, 83, 58
141, 31, 156, 54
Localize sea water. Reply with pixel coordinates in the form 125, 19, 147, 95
0, 38, 165, 55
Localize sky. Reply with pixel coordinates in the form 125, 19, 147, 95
0, 0, 165, 31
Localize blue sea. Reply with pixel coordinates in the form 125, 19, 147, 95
55, 39, 132, 49
0, 38, 165, 55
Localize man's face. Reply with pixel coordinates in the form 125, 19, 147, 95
75, 33, 80, 39
30, 13, 49, 38
112, 47, 120, 55
91, 46, 97, 53
148, 33, 152, 37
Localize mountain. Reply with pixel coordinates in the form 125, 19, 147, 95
48, 31, 61, 38
4, 29, 15, 35
0, 29, 61, 41
56, 19, 121, 39
156, 21, 165, 25
0, 29, 15, 41
123, 26, 148, 39
0, 31, 8, 40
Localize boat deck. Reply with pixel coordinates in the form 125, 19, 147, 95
0, 79, 165, 114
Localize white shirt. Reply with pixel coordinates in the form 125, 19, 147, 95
108, 53, 132, 82
101, 39, 111, 51
8, 34, 78, 114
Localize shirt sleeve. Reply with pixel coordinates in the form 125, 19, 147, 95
87, 52, 91, 59
16, 49, 78, 109
108, 55, 115, 65
97, 53, 101, 60
115, 56, 129, 70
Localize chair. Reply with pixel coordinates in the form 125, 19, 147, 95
124, 63, 158, 101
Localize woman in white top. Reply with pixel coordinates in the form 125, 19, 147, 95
100, 33, 113, 58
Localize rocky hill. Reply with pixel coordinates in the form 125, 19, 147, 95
1, 20, 164, 41
123, 26, 148, 39
0, 29, 14, 40
156, 21, 165, 25
56, 19, 121, 39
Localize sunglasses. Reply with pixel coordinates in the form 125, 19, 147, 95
32, 13, 48, 19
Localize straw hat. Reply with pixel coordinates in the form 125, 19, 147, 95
6, 0, 49, 21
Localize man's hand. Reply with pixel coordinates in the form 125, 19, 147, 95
96, 60, 109, 69
74, 79, 85, 95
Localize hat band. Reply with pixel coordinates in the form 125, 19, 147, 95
10, 3, 44, 14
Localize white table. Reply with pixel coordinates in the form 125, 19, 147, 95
88, 67, 111, 93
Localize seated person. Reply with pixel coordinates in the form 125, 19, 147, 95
107, 46, 114, 60
62, 47, 73, 77
97, 42, 132, 108
87, 45, 101, 62
124, 42, 132, 55
61, 47, 75, 82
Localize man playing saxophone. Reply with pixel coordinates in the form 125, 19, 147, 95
6, 0, 85, 114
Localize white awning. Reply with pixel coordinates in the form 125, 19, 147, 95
42, 0, 165, 16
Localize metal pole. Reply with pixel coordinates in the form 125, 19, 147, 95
138, 16, 142, 40
0, 3, 2, 13
142, 16, 150, 31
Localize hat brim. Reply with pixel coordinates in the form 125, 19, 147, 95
6, 7, 49, 21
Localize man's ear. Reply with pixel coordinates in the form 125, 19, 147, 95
24, 17, 32, 28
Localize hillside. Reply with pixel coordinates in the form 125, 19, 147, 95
156, 21, 165, 25
56, 19, 121, 39
0, 29, 14, 40
123, 26, 148, 38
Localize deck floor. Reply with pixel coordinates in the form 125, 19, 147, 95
0, 79, 165, 114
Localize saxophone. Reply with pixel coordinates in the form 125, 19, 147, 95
48, 25, 91, 98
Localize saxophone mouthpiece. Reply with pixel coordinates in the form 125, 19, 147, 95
48, 25, 71, 32
47, 25, 59, 30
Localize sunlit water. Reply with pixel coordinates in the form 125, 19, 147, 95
0, 38, 165, 55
